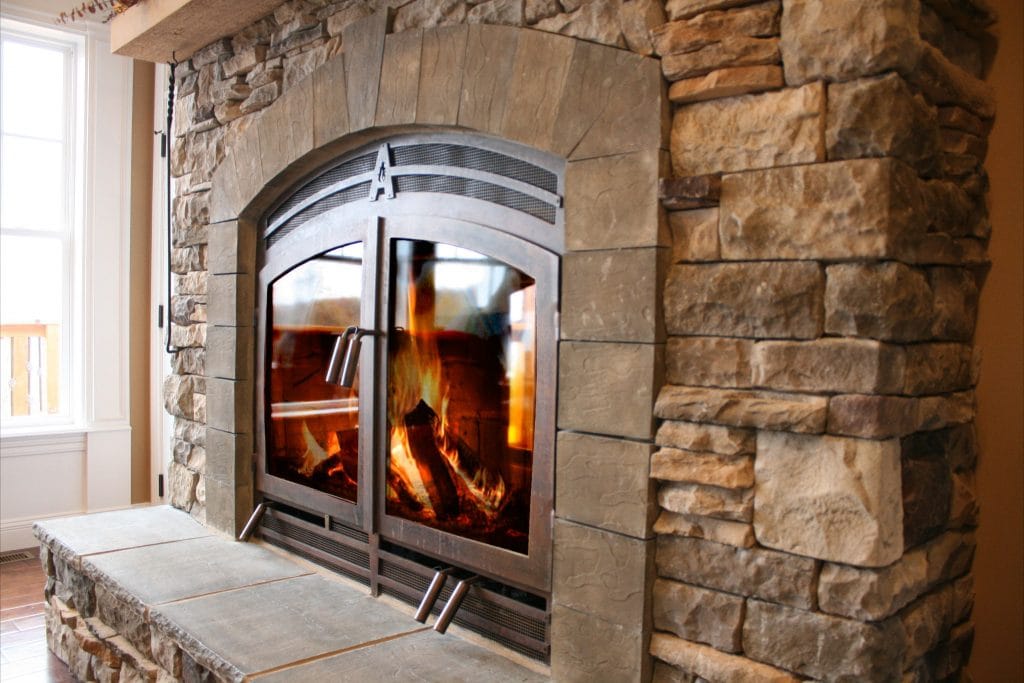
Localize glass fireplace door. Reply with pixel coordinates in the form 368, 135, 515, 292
376, 216, 557, 592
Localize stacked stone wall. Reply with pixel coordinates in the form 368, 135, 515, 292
650, 0, 994, 680
161, 0, 997, 679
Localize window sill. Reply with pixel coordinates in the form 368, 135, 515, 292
110, 0, 284, 63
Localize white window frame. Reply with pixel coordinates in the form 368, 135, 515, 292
0, 2, 134, 551
0, 18, 85, 429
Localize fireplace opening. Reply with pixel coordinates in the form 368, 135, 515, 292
253, 134, 563, 660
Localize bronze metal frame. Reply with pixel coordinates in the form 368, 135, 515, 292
255, 133, 563, 596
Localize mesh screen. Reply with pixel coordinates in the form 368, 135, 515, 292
264, 141, 559, 247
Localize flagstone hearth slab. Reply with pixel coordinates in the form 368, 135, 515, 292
34, 506, 212, 566
252, 629, 547, 683
81, 536, 311, 607
149, 573, 425, 681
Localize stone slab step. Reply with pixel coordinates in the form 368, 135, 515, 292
34, 505, 548, 682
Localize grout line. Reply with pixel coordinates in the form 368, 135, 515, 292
241, 627, 431, 681
153, 572, 315, 607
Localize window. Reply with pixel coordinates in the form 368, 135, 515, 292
0, 19, 82, 426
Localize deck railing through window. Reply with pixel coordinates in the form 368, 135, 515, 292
0, 323, 60, 418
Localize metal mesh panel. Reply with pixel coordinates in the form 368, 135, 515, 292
263, 140, 561, 249
261, 513, 370, 571
391, 143, 557, 194
268, 152, 376, 227
267, 181, 372, 248
394, 175, 556, 224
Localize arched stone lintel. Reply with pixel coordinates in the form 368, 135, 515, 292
209, 21, 668, 228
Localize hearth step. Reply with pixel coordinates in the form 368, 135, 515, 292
34, 506, 548, 682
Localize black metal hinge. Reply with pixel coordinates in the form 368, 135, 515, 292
157, 474, 165, 498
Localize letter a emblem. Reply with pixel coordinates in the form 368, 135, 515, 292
369, 143, 395, 201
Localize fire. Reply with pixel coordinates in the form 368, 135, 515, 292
386, 279, 510, 524
298, 421, 340, 476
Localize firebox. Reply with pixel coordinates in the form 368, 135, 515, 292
252, 133, 562, 660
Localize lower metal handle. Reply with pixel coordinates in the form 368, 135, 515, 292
433, 576, 479, 634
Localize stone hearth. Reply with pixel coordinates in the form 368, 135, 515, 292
99, 0, 999, 680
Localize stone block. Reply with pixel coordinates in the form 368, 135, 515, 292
672, 82, 824, 177
665, 262, 824, 339
205, 325, 254, 381
755, 432, 904, 567
899, 578, 972, 668
551, 604, 650, 683
561, 248, 664, 343
206, 378, 253, 435
654, 579, 743, 653
825, 262, 934, 342
312, 55, 350, 148
665, 0, 758, 21
552, 35, 666, 161
532, 0, 625, 49
656, 535, 817, 608
207, 273, 255, 327
657, 481, 752, 521
915, 391, 975, 432
168, 461, 199, 511
653, 511, 755, 548
780, 0, 921, 85
652, 448, 753, 489
817, 531, 973, 621
619, 0, 666, 56
743, 600, 904, 680
375, 30, 422, 128
903, 343, 974, 395
668, 64, 784, 104
95, 584, 150, 658
661, 36, 780, 82
458, 25, 518, 134
655, 385, 827, 433
719, 158, 925, 261
656, 420, 754, 455
499, 29, 575, 152
912, 42, 995, 120
668, 208, 719, 262
948, 471, 979, 528
258, 76, 314, 184
415, 25, 468, 126
556, 432, 656, 539
902, 424, 976, 472
666, 337, 753, 388
828, 394, 919, 439
227, 124, 265, 221
205, 428, 254, 485
652, 1, 780, 57
566, 149, 667, 250
650, 632, 800, 683
929, 267, 979, 341
204, 475, 253, 538
558, 341, 661, 440
752, 338, 906, 394
902, 455, 952, 548
827, 73, 938, 173
343, 10, 392, 132
552, 520, 652, 628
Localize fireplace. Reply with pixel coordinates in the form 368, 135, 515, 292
250, 134, 562, 658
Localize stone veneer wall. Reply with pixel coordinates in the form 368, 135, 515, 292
160, 0, 998, 680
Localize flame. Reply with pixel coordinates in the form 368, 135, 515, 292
387, 279, 510, 524
298, 421, 340, 476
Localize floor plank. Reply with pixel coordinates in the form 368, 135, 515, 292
0, 553, 72, 683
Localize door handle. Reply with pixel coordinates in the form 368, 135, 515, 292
325, 326, 378, 388
325, 326, 357, 385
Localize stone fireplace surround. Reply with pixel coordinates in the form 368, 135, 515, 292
54, 0, 997, 680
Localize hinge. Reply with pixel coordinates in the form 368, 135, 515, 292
157, 305, 164, 329
157, 473, 165, 498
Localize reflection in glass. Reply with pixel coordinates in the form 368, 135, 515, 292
387, 239, 536, 554
267, 243, 362, 501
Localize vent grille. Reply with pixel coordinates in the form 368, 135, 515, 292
264, 138, 561, 248
261, 513, 370, 571
0, 550, 32, 564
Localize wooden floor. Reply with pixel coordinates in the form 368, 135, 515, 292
0, 550, 74, 683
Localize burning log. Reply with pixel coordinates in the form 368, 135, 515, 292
404, 400, 460, 520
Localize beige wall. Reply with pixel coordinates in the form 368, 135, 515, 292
971, 0, 1024, 678
130, 61, 155, 503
